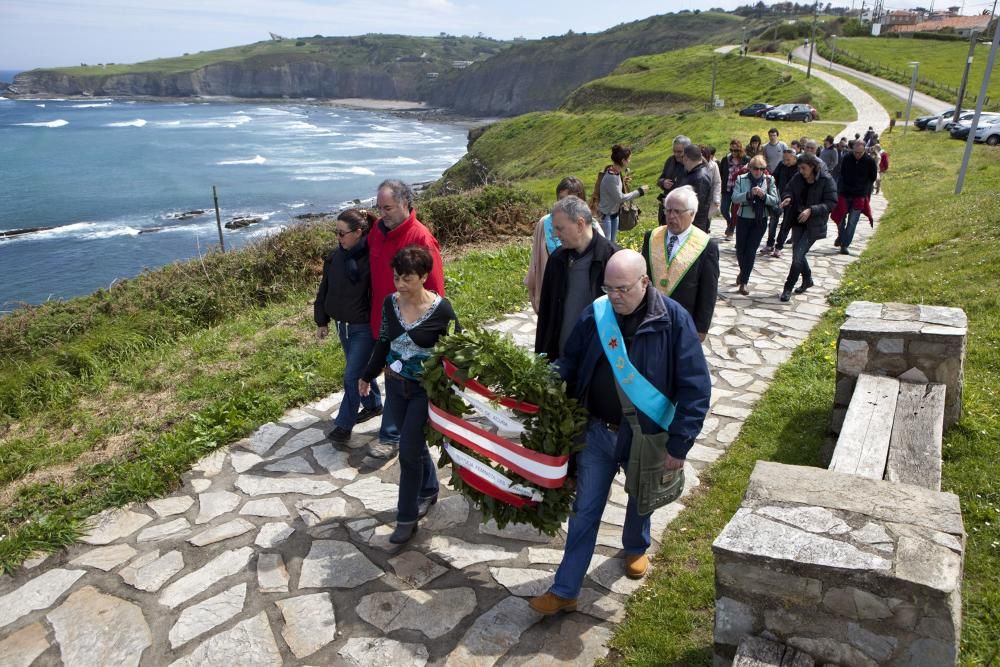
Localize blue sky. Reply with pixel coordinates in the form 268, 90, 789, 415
1, 0, 943, 70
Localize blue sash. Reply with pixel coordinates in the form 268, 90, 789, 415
592, 296, 676, 432
542, 214, 561, 254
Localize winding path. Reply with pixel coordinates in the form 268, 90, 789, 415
0, 57, 895, 666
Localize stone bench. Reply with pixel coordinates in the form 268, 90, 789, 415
830, 373, 946, 491
712, 462, 965, 667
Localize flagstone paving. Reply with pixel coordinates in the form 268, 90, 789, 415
0, 70, 890, 666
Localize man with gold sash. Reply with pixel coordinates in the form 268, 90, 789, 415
529, 250, 711, 616
640, 186, 719, 341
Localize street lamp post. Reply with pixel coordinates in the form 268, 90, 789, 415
829, 34, 837, 71
904, 61, 919, 135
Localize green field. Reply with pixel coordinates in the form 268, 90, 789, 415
823, 36, 1000, 109
564, 46, 856, 121
39, 34, 508, 77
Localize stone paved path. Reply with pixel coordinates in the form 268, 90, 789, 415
0, 69, 891, 666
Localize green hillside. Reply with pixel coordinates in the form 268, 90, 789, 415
820, 36, 1000, 109
40, 33, 509, 77
563, 46, 855, 120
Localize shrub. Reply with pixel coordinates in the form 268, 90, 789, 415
419, 184, 544, 246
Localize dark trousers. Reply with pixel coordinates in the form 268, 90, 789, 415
765, 208, 781, 247
774, 215, 793, 251
384, 374, 439, 524
783, 226, 817, 291
721, 190, 733, 232
735, 216, 768, 285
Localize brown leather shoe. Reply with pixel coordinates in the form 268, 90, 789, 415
528, 592, 577, 616
625, 554, 649, 579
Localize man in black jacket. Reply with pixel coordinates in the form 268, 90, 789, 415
535, 196, 619, 360
677, 143, 714, 233
765, 148, 800, 256
836, 140, 878, 255
655, 135, 692, 225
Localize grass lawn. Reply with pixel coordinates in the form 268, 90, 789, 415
819, 37, 1000, 110
605, 120, 1000, 666
563, 46, 856, 122
0, 242, 531, 572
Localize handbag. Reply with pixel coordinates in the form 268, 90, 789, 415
618, 168, 641, 231
615, 383, 684, 515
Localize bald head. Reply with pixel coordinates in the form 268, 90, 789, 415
604, 250, 649, 315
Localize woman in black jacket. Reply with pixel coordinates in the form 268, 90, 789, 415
315, 208, 382, 443
777, 153, 838, 302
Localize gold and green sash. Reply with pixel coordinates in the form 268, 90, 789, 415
647, 226, 711, 297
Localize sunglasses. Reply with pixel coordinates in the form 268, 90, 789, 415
336, 229, 359, 238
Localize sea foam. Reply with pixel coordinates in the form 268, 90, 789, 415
217, 155, 267, 165
106, 119, 147, 127
16, 119, 69, 128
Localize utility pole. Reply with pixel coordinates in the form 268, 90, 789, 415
709, 58, 718, 110
807, 1, 819, 78
957, 13, 1000, 193
904, 62, 920, 135
954, 30, 980, 123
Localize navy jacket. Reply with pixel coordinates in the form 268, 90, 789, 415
556, 287, 712, 459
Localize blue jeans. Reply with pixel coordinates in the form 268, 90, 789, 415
784, 226, 817, 291
838, 208, 862, 249
550, 420, 651, 600
334, 322, 381, 432
601, 213, 619, 242
735, 216, 768, 285
384, 374, 439, 524
721, 190, 733, 228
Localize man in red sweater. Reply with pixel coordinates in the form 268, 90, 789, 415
364, 179, 446, 461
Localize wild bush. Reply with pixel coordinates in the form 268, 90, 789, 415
420, 184, 544, 246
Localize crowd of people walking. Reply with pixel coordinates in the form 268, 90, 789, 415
311, 122, 881, 612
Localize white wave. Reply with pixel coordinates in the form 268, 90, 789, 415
106, 119, 147, 127
287, 202, 307, 208
71, 102, 111, 108
346, 166, 375, 176
28, 221, 142, 241
282, 120, 322, 131
217, 155, 267, 165
87, 227, 142, 239
252, 107, 304, 117
16, 119, 69, 128
246, 226, 285, 240
293, 175, 345, 182
158, 120, 182, 126
35, 103, 45, 108
368, 124, 398, 132
375, 156, 421, 165
20, 97, 66, 101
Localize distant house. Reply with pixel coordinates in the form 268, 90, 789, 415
882, 10, 920, 26
451, 60, 474, 69
890, 14, 992, 37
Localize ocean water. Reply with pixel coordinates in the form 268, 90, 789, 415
0, 97, 468, 310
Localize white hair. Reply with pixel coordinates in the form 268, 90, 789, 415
666, 185, 698, 212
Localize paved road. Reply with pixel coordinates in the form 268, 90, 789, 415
791, 45, 950, 116
0, 59, 893, 666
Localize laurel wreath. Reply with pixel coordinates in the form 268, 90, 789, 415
422, 327, 587, 535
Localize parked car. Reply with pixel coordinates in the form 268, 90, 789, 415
915, 109, 963, 131
739, 103, 773, 117
950, 115, 1000, 140
974, 118, 1000, 145
764, 103, 817, 122
926, 111, 977, 132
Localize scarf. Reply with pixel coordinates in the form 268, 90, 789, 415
342, 236, 368, 284
748, 172, 768, 225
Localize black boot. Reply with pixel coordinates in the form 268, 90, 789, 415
389, 522, 418, 544
780, 289, 792, 302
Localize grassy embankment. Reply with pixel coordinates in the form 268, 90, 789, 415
39, 34, 509, 77
605, 121, 1000, 666
816, 36, 1000, 111
0, 187, 542, 572
437, 47, 855, 204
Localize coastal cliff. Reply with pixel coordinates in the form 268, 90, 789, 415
11, 12, 743, 115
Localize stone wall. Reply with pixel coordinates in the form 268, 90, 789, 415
833, 301, 967, 434
712, 461, 965, 667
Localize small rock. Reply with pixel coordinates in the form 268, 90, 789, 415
279, 408, 320, 430
159, 547, 253, 609
244, 422, 288, 455
147, 496, 195, 517
81, 508, 152, 545
356, 588, 476, 639
273, 428, 326, 458
0, 569, 86, 630
423, 535, 519, 570
196, 491, 241, 524
257, 553, 290, 593
299, 540, 383, 589
168, 583, 246, 648
388, 551, 447, 588
188, 518, 255, 546
190, 479, 211, 492
255, 522, 295, 548
120, 550, 184, 592
191, 450, 227, 476
490, 567, 555, 597
264, 456, 314, 474
230, 450, 263, 473
137, 518, 191, 543
235, 475, 338, 497
240, 498, 290, 518
70, 544, 137, 571
168, 612, 280, 667
587, 554, 647, 595
296, 496, 348, 527
444, 597, 541, 667
338, 637, 428, 667
341, 477, 399, 512
479, 518, 552, 543
48, 586, 151, 666
0, 622, 49, 666
276, 593, 337, 658
420, 495, 470, 531
312, 444, 358, 480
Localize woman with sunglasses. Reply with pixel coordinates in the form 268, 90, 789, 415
731, 155, 779, 295
315, 208, 384, 444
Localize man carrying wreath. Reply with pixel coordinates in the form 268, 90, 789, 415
529, 250, 711, 615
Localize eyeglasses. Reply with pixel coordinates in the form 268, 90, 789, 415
665, 208, 693, 216
336, 229, 359, 238
749, 166, 764, 172
601, 276, 645, 295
